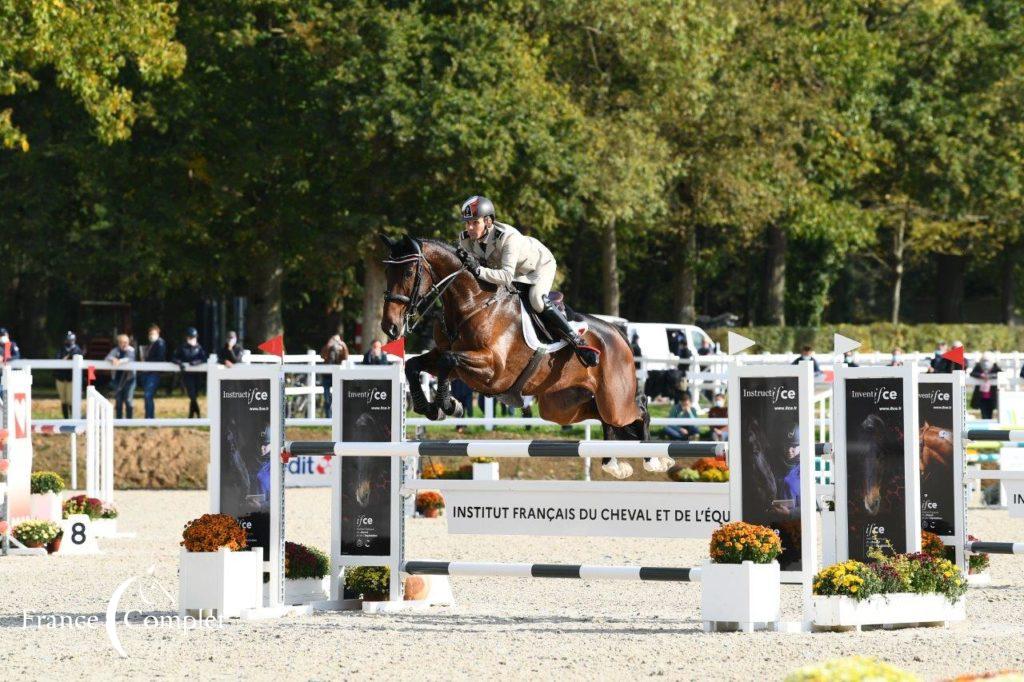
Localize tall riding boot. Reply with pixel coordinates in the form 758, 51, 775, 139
538, 300, 600, 367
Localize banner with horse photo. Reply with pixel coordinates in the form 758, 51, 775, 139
737, 376, 804, 572
918, 384, 956, 537
841, 376, 913, 561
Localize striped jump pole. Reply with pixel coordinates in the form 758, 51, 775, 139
31, 425, 85, 435
965, 429, 1024, 442
967, 541, 1024, 555
284, 439, 727, 459
403, 560, 701, 582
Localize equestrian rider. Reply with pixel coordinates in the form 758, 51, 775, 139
455, 195, 600, 367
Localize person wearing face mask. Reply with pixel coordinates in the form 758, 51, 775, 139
971, 352, 1002, 420
54, 331, 83, 419
707, 392, 728, 441
140, 324, 167, 419
217, 331, 245, 367
889, 347, 904, 367
104, 334, 137, 418
0, 327, 21, 361
173, 327, 208, 418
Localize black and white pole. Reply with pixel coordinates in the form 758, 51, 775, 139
403, 560, 701, 582
967, 541, 1024, 555
965, 429, 1024, 443
285, 439, 727, 458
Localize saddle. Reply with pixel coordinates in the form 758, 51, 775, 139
511, 283, 585, 346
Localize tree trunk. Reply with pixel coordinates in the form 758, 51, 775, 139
1002, 241, 1019, 325
762, 224, 786, 326
361, 250, 386, 352
671, 223, 697, 323
246, 257, 284, 347
601, 219, 620, 317
935, 253, 965, 323
890, 219, 906, 325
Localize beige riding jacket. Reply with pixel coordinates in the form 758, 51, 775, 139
457, 221, 554, 287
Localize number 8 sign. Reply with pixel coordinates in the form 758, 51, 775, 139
57, 514, 100, 555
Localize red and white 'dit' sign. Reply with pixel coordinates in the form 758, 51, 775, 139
13, 392, 27, 439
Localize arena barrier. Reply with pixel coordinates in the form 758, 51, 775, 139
85, 385, 115, 505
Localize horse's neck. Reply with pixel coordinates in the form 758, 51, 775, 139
427, 249, 491, 322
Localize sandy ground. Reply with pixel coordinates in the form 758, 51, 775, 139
2, 489, 1023, 681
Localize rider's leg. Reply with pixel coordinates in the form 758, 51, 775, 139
528, 260, 600, 367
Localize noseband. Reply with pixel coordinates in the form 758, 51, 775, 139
383, 240, 465, 335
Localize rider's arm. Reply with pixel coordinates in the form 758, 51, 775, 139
475, 232, 519, 286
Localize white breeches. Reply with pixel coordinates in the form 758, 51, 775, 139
523, 257, 556, 313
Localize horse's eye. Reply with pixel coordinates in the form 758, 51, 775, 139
404, 270, 413, 279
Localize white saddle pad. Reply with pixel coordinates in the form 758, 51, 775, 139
520, 304, 587, 352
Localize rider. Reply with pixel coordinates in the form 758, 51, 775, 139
455, 195, 600, 367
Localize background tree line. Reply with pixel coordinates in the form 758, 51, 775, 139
1, 0, 1022, 355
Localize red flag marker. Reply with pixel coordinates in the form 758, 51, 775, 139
86, 365, 96, 385
2, 341, 9, 362
381, 337, 405, 358
942, 346, 965, 368
258, 334, 285, 357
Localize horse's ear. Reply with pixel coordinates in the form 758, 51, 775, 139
379, 234, 397, 250
922, 420, 929, 429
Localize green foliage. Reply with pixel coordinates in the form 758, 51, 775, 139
30, 471, 65, 495
13, 520, 61, 546
344, 565, 390, 599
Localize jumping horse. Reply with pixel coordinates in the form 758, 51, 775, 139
379, 234, 671, 478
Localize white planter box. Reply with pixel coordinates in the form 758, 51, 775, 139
264, 577, 330, 605
967, 571, 991, 587
179, 547, 262, 618
812, 593, 965, 630
30, 493, 62, 522
700, 560, 780, 632
472, 462, 499, 481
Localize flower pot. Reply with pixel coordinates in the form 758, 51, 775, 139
966, 571, 991, 587
30, 492, 62, 523
20, 538, 47, 549
422, 507, 442, 518
812, 593, 966, 631
700, 560, 780, 632
472, 462, 499, 481
178, 547, 262, 618
46, 533, 63, 554
265, 576, 330, 605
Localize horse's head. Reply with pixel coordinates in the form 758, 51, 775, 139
859, 414, 887, 515
380, 234, 430, 340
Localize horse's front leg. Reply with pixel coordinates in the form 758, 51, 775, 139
433, 350, 465, 418
405, 349, 443, 420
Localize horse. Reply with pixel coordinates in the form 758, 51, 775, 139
856, 414, 904, 516
745, 418, 778, 515
919, 422, 953, 483
379, 234, 670, 479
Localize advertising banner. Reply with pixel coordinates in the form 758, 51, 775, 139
339, 379, 394, 556
284, 455, 334, 487
918, 384, 957, 536
736, 376, 804, 572
842, 377, 911, 560
445, 487, 728, 538
218, 378, 272, 559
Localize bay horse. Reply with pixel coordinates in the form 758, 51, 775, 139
379, 234, 670, 479
919, 422, 953, 483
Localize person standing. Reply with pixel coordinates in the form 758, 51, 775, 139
0, 327, 21, 361
140, 324, 167, 419
217, 330, 245, 367
971, 353, 1002, 420
55, 331, 83, 419
105, 334, 137, 418
318, 333, 349, 418
362, 339, 389, 365
174, 327, 208, 418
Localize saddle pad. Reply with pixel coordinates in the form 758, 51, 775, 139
519, 304, 587, 352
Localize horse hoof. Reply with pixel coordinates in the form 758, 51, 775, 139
424, 404, 444, 421
643, 457, 675, 473
602, 460, 633, 479
442, 399, 464, 418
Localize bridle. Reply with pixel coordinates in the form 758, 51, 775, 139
383, 240, 465, 337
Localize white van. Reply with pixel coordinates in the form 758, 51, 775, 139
625, 322, 716, 370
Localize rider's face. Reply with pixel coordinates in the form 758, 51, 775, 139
464, 216, 489, 240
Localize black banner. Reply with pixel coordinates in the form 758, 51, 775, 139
219, 379, 272, 559
918, 385, 956, 536
738, 376, 802, 572
339, 379, 394, 556
844, 378, 907, 560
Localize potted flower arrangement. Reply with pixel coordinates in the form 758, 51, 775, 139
13, 520, 61, 549
279, 541, 330, 603
471, 456, 499, 481
701, 521, 782, 632
62, 495, 103, 520
811, 548, 967, 630
966, 534, 991, 586
345, 565, 392, 612
178, 513, 262, 618
30, 472, 65, 522
667, 466, 700, 482
415, 491, 445, 518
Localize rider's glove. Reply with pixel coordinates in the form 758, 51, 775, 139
456, 248, 482, 277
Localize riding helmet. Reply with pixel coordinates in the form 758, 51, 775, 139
460, 196, 495, 222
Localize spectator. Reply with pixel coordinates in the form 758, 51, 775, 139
140, 324, 167, 419
664, 393, 699, 441
450, 378, 474, 433
362, 339, 389, 365
707, 392, 728, 441
697, 338, 714, 356
217, 330, 245, 367
105, 334, 137, 418
55, 331, 82, 419
792, 345, 822, 377
889, 347, 905, 367
319, 333, 349, 418
0, 327, 21, 361
630, 332, 642, 370
675, 335, 693, 373
928, 342, 949, 373
841, 351, 859, 367
971, 352, 1002, 420
174, 327, 208, 418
